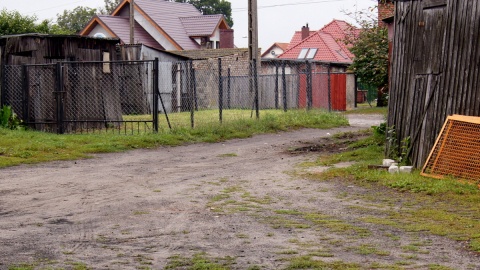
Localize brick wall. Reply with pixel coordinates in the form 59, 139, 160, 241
378, 0, 394, 26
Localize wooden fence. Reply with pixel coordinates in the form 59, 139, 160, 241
387, 0, 480, 167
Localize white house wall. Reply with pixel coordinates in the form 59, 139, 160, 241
89, 25, 113, 38
263, 47, 284, 59
211, 29, 220, 48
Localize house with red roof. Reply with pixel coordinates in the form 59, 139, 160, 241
261, 42, 289, 58
263, 20, 359, 111
278, 20, 357, 63
80, 0, 234, 51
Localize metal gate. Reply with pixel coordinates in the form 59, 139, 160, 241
1, 60, 159, 134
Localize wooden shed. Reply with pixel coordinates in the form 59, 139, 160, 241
387, 0, 480, 167
0, 33, 119, 64
0, 34, 124, 132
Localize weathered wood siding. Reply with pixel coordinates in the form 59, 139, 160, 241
388, 0, 480, 167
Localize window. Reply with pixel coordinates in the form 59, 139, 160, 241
298, 48, 309, 59
298, 48, 317, 59
306, 48, 317, 59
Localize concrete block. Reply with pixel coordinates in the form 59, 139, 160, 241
383, 159, 396, 167
400, 166, 413, 173
388, 165, 399, 174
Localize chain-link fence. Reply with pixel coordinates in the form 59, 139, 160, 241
1, 58, 356, 134
1, 61, 156, 134
357, 81, 378, 107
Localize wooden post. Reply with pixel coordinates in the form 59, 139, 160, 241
130, 0, 135, 44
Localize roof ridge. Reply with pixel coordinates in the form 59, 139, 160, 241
280, 31, 322, 56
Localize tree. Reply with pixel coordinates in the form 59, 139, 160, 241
56, 6, 97, 34
101, 0, 122, 14
344, 8, 389, 107
172, 0, 233, 27
0, 9, 51, 35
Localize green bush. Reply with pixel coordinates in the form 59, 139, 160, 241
0, 105, 22, 130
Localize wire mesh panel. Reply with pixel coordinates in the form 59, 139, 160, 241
2, 65, 24, 119
62, 61, 155, 134
1, 61, 156, 134
27, 65, 56, 132
421, 115, 480, 182
1, 59, 352, 133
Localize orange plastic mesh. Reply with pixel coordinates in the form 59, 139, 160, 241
421, 115, 480, 182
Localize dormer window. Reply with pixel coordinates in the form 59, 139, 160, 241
298, 48, 317, 59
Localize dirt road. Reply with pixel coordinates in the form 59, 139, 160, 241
0, 114, 478, 269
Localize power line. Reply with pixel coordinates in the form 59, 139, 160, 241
233, 0, 348, 12
8, 0, 102, 15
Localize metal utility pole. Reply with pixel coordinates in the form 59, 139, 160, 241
248, 0, 259, 118
130, 0, 135, 44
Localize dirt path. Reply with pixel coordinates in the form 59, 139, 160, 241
0, 114, 478, 269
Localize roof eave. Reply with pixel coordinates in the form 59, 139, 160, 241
80, 16, 118, 38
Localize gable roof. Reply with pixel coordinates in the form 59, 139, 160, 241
168, 48, 248, 60
261, 42, 289, 57
87, 15, 164, 50
286, 31, 316, 50
127, 0, 202, 50
180, 14, 227, 37
279, 31, 352, 63
81, 0, 231, 50
279, 19, 357, 63
319, 19, 357, 59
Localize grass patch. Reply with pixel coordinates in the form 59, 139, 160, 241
0, 109, 347, 168
351, 244, 390, 256
343, 104, 388, 115
165, 253, 235, 270
285, 256, 360, 269
306, 128, 480, 252
218, 153, 237, 157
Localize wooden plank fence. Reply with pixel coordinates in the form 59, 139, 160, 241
387, 0, 480, 168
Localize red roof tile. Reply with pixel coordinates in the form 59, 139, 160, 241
286, 31, 316, 50
279, 32, 353, 63
280, 19, 358, 63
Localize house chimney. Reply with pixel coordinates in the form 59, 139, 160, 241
301, 23, 310, 40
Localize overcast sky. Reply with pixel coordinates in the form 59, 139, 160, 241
0, 0, 377, 52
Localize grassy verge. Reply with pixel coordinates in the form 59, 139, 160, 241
343, 104, 388, 115
0, 109, 348, 168
305, 128, 480, 253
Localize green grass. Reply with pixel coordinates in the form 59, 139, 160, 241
165, 253, 235, 269
343, 104, 388, 115
284, 256, 360, 269
307, 128, 480, 252
0, 109, 348, 168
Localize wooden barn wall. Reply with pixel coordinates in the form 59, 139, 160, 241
387, 0, 480, 168
0, 36, 118, 65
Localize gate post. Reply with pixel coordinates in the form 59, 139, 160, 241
282, 61, 287, 112
306, 60, 312, 110
153, 58, 159, 133
55, 62, 65, 134
327, 64, 331, 112
22, 65, 29, 124
227, 66, 231, 109
275, 63, 279, 109
218, 58, 223, 123
189, 60, 194, 128
0, 62, 5, 107
254, 58, 259, 119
